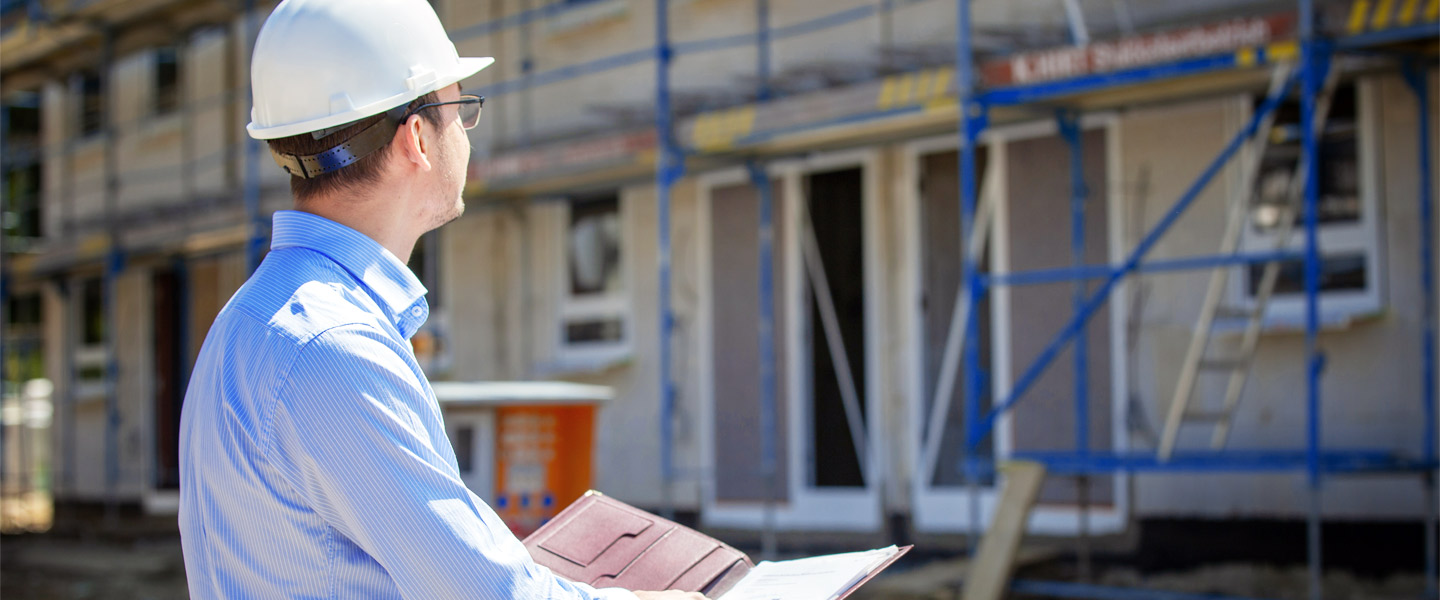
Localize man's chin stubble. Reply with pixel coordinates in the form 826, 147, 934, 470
428, 196, 465, 231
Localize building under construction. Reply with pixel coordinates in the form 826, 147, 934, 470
1, 0, 1436, 597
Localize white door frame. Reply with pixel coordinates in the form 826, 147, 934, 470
904, 115, 1131, 536
697, 149, 885, 531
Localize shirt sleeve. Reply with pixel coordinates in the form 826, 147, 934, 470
264, 323, 638, 600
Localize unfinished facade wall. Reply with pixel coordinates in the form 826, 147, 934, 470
440, 0, 1007, 153
14, 1, 299, 508
455, 68, 1435, 524
440, 180, 708, 508
46, 244, 251, 505
8, 0, 1434, 532
114, 49, 185, 215
442, 209, 507, 383
1120, 72, 1437, 519
188, 26, 232, 199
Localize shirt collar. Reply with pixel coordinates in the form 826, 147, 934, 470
270, 210, 429, 331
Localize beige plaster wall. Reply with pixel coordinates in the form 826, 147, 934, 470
59, 268, 153, 500
439, 177, 708, 508
1119, 73, 1437, 519
33, 10, 283, 237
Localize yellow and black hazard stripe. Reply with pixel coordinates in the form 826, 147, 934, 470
877, 67, 955, 112
1236, 40, 1300, 67
691, 106, 756, 151
1347, 0, 1439, 34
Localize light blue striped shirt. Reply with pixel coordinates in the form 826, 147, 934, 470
179, 210, 634, 600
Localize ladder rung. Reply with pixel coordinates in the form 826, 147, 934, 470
1198, 358, 1247, 371
1183, 410, 1230, 422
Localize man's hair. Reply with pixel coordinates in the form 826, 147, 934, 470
266, 91, 444, 202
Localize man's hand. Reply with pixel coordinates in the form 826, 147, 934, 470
634, 591, 708, 600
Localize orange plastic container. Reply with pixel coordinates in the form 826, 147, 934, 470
492, 404, 596, 537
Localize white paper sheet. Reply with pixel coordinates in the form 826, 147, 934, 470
717, 546, 900, 600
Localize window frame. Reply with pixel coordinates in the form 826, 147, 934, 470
74, 69, 104, 139
409, 230, 443, 310
3, 290, 46, 389
74, 276, 109, 401
153, 45, 181, 117
554, 191, 632, 366
545, 0, 628, 35
408, 230, 451, 374
1230, 76, 1386, 326
2, 161, 43, 243
2, 91, 43, 243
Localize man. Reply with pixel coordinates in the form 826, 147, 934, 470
178, 1, 704, 598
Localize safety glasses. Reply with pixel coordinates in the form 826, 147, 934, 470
279, 94, 486, 179
406, 94, 484, 130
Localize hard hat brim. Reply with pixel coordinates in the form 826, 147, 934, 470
247, 56, 495, 140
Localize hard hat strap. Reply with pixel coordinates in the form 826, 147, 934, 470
269, 104, 408, 179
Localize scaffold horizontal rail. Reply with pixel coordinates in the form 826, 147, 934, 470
1335, 22, 1440, 48
982, 52, 1262, 107
981, 450, 1438, 475
1009, 579, 1284, 600
984, 251, 1304, 287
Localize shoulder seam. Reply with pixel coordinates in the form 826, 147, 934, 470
257, 321, 388, 466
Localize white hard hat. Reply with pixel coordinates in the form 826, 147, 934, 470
247, 0, 494, 140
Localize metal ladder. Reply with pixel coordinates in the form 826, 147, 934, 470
1157, 63, 1340, 461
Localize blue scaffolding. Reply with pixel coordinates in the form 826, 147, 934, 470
3, 0, 1431, 597
944, 1, 1438, 599
646, 0, 1438, 598
634, 0, 1440, 596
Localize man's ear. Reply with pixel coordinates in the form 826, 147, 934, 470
394, 114, 433, 172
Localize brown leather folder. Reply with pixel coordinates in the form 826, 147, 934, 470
523, 491, 754, 596
523, 491, 912, 598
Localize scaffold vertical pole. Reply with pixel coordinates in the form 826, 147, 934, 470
956, 0, 987, 552
174, 255, 192, 489
1298, 0, 1324, 598
1401, 58, 1437, 600
178, 29, 195, 242
519, 0, 535, 146
753, 0, 774, 556
101, 26, 122, 528
756, 0, 771, 103
0, 83, 9, 503
1059, 109, 1092, 581
747, 161, 778, 560
655, 0, 678, 520
62, 279, 75, 496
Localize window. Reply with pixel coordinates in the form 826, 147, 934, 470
154, 46, 180, 115
3, 91, 42, 243
3, 90, 39, 146
2, 162, 41, 242
76, 278, 108, 394
3, 292, 45, 388
453, 425, 474, 475
559, 192, 628, 358
1234, 80, 1384, 324
0, 0, 28, 21
408, 231, 441, 310
77, 70, 103, 137
2, 89, 41, 243
546, 0, 628, 35
82, 278, 105, 346
408, 230, 449, 372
